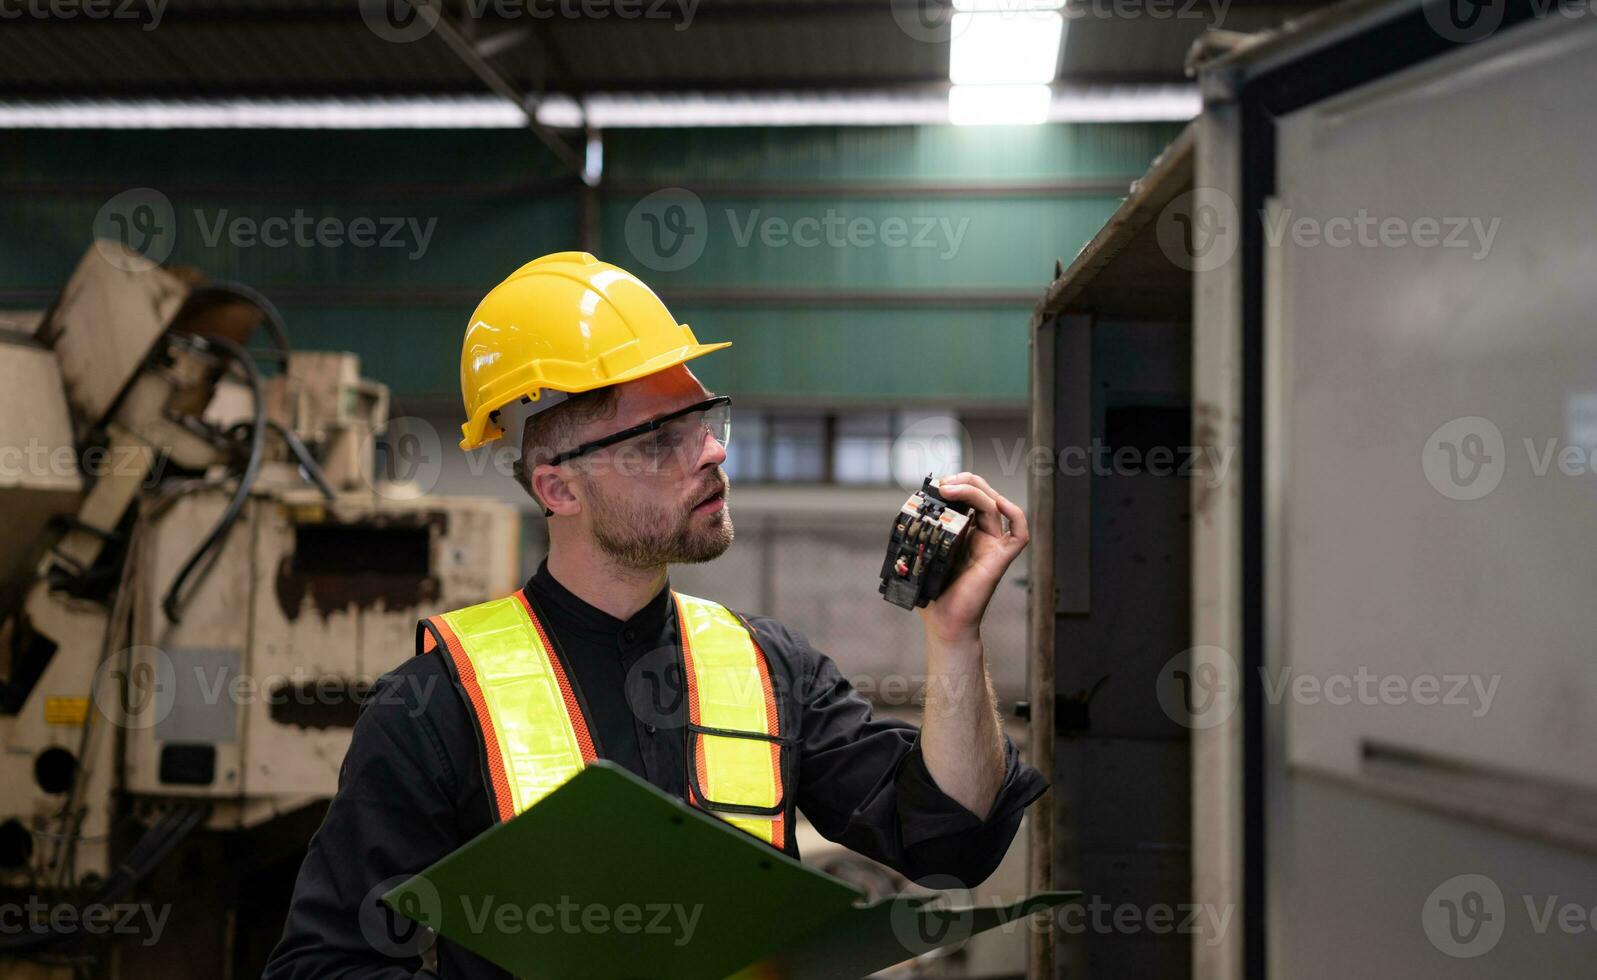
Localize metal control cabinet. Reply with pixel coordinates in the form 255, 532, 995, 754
1029, 3, 1597, 978
1029, 132, 1199, 980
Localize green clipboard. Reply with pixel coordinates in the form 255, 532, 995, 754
383, 761, 1075, 979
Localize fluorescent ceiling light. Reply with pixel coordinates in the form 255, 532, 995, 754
953, 0, 1065, 9
950, 10, 1065, 85
0, 89, 1198, 130
949, 84, 1053, 125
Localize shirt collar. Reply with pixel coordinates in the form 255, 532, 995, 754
524, 557, 674, 638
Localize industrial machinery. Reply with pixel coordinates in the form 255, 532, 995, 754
0, 244, 519, 978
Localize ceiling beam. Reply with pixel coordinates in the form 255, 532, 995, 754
415, 0, 588, 174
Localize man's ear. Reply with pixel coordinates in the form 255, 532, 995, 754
531, 464, 580, 518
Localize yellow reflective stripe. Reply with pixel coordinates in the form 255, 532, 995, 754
439, 589, 785, 849
441, 595, 589, 818
674, 592, 782, 846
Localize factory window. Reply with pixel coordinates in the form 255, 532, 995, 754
834, 412, 894, 484
725, 409, 962, 485
769, 414, 827, 481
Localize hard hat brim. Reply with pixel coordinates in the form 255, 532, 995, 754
459, 339, 732, 450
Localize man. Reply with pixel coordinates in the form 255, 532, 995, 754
265, 252, 1046, 978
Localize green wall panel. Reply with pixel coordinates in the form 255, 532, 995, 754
0, 194, 576, 291
603, 123, 1184, 183
0, 129, 569, 185
268, 305, 465, 406
601, 194, 1126, 290
0, 122, 1182, 405
674, 306, 1030, 405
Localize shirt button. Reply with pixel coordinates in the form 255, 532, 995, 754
645, 723, 658, 735
623, 628, 636, 642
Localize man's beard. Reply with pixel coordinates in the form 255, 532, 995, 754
583, 471, 734, 570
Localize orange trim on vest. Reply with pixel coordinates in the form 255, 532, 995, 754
513, 590, 598, 765
426, 592, 784, 851
679, 605, 709, 797
679, 606, 786, 852
748, 627, 786, 852
428, 614, 516, 823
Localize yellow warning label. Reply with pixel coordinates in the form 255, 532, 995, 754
45, 696, 90, 726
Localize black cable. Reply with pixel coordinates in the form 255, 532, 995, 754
184, 281, 290, 356
161, 333, 266, 623
100, 804, 208, 905
0, 804, 208, 953
227, 418, 337, 501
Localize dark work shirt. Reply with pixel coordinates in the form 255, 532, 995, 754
264, 558, 1047, 979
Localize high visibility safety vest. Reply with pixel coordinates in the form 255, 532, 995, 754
417, 589, 787, 851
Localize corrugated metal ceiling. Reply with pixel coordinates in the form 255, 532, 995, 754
0, 0, 1330, 98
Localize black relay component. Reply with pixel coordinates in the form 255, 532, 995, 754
879, 475, 975, 610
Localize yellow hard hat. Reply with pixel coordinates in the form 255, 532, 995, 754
457, 251, 731, 450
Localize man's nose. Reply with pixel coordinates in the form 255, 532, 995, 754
699, 427, 728, 469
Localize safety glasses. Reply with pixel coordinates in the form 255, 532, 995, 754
546, 395, 732, 475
